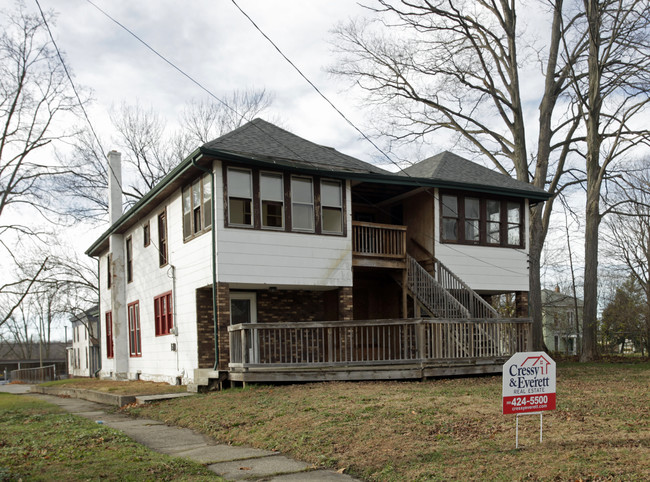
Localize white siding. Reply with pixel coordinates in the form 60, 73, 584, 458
433, 189, 530, 293
215, 162, 353, 288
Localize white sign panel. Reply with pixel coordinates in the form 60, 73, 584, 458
503, 351, 556, 415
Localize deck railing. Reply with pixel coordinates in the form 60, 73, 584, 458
352, 221, 406, 258
229, 318, 531, 369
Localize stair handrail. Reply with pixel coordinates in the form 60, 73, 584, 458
407, 254, 471, 318
408, 238, 498, 318
433, 258, 499, 318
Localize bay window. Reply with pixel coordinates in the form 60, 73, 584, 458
440, 192, 524, 248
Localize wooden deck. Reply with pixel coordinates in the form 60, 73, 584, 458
228, 317, 532, 382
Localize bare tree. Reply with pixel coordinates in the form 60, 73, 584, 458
603, 167, 650, 354
61, 89, 274, 221
0, 2, 81, 324
571, 0, 650, 360
330, 0, 585, 349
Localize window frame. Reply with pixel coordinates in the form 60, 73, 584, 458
106, 254, 112, 290
128, 301, 141, 357
154, 291, 174, 336
126, 236, 133, 283
182, 172, 213, 242
226, 167, 254, 227
143, 221, 150, 247
291, 175, 315, 232
158, 209, 168, 267
439, 191, 524, 248
260, 171, 285, 229
320, 179, 343, 234
105, 311, 114, 359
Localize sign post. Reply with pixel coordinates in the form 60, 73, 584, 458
503, 352, 556, 448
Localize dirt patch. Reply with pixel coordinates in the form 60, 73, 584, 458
41, 379, 187, 396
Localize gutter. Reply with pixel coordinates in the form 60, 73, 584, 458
191, 157, 219, 371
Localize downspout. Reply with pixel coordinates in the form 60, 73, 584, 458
191, 156, 219, 371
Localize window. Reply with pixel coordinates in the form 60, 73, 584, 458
143, 221, 150, 247
105, 311, 114, 359
487, 200, 501, 244
507, 202, 521, 245
158, 210, 167, 267
154, 292, 173, 336
183, 173, 212, 240
107, 254, 112, 289
464, 197, 480, 243
128, 301, 141, 357
441, 194, 459, 241
440, 192, 524, 248
228, 168, 253, 226
260, 172, 284, 228
291, 176, 314, 231
126, 236, 133, 283
321, 180, 343, 233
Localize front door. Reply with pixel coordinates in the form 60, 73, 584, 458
230, 292, 258, 363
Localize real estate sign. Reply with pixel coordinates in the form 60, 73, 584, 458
503, 352, 556, 415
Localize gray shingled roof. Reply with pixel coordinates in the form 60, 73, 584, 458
202, 118, 388, 175
402, 151, 547, 197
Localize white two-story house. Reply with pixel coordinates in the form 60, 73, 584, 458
87, 119, 549, 387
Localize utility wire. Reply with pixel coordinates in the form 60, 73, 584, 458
33, 0, 126, 196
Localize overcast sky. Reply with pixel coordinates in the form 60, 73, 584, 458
33, 0, 382, 162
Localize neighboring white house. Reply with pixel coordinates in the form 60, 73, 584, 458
68, 306, 101, 377
87, 119, 550, 386
542, 287, 582, 355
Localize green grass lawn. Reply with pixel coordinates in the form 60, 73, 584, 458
125, 361, 650, 481
0, 393, 221, 481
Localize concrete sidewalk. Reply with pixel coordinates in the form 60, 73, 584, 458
17, 388, 357, 481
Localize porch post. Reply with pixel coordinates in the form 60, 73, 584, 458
402, 269, 408, 318
515, 291, 529, 317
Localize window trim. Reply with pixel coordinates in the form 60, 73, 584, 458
158, 209, 168, 267
226, 167, 254, 228
154, 291, 174, 336
260, 171, 285, 230
128, 301, 141, 357
320, 179, 344, 234
439, 191, 524, 248
105, 311, 114, 359
107, 254, 112, 290
182, 172, 213, 242
143, 221, 150, 247
126, 236, 133, 283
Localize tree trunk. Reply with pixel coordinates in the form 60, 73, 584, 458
529, 208, 546, 350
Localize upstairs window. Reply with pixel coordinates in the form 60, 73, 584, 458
126, 236, 133, 283
223, 164, 346, 236
228, 168, 253, 226
440, 192, 524, 248
143, 221, 150, 247
158, 210, 168, 267
441, 194, 459, 242
260, 172, 284, 229
291, 176, 314, 232
321, 180, 343, 234
106, 254, 112, 289
183, 173, 212, 241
